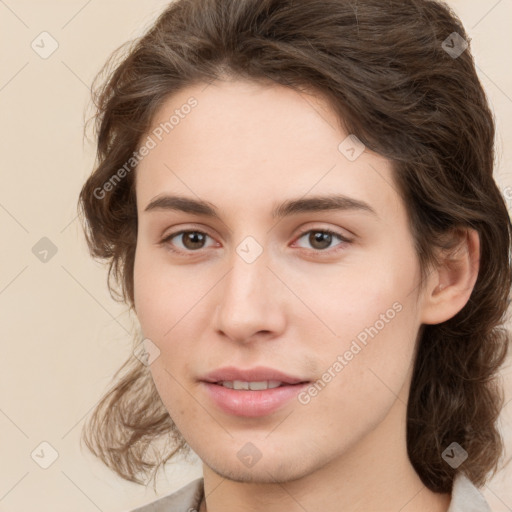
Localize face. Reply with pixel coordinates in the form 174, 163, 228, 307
133, 78, 427, 483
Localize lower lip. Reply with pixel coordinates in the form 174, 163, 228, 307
201, 382, 309, 417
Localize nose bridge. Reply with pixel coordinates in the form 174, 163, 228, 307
225, 234, 270, 306
214, 234, 283, 341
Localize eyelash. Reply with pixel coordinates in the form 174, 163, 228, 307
159, 227, 352, 257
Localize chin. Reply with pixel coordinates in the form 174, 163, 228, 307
201, 451, 318, 484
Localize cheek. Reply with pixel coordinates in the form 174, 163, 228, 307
149, 349, 198, 432
312, 248, 421, 394
134, 245, 188, 335
301, 299, 418, 437
315, 256, 417, 344
133, 246, 218, 363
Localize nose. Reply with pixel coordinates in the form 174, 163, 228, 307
213, 244, 286, 344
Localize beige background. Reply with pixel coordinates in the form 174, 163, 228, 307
0, 1, 511, 510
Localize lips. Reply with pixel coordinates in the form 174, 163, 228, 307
200, 366, 310, 417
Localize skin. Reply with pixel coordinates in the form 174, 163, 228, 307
133, 78, 480, 512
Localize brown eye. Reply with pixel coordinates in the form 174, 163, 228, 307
309, 231, 334, 250
295, 229, 350, 252
162, 230, 214, 252
180, 231, 207, 250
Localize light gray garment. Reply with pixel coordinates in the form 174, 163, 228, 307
127, 472, 492, 511
448, 473, 492, 512
128, 477, 204, 512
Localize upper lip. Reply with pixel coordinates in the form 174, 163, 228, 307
201, 366, 308, 385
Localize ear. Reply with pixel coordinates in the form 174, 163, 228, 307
420, 228, 480, 325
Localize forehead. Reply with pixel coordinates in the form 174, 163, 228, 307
135, 78, 402, 223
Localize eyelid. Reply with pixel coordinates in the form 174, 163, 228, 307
293, 225, 353, 243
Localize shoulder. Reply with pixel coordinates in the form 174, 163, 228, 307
126, 477, 204, 512
447, 473, 492, 512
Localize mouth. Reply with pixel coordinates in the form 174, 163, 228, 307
214, 380, 297, 390
201, 366, 307, 385
200, 367, 311, 417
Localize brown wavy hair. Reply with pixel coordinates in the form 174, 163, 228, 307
78, 0, 512, 494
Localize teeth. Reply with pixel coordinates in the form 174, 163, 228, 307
219, 380, 283, 390
234, 380, 249, 390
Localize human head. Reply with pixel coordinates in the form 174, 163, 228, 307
79, 0, 512, 494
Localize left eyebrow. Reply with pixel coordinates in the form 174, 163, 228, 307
143, 193, 378, 219
271, 194, 378, 219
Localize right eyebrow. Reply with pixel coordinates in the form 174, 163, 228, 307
144, 195, 221, 218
